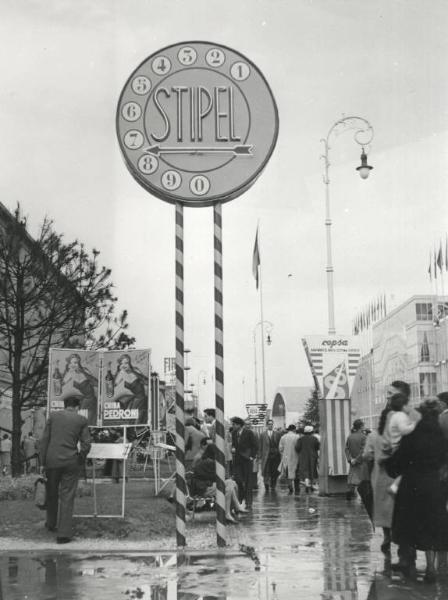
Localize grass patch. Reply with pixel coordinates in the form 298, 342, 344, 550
0, 478, 179, 541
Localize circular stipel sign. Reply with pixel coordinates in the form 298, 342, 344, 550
116, 41, 279, 207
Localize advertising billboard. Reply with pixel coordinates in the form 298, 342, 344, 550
100, 349, 151, 427
48, 348, 151, 427
302, 336, 361, 477
48, 349, 99, 426
302, 336, 361, 400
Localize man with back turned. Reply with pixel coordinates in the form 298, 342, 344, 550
40, 395, 91, 543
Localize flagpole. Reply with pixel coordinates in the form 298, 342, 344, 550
258, 223, 267, 406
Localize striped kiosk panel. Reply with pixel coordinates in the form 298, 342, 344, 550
213, 204, 227, 547
175, 203, 187, 547
325, 398, 351, 476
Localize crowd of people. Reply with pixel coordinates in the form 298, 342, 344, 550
181, 408, 321, 523
346, 380, 448, 584
23, 376, 448, 574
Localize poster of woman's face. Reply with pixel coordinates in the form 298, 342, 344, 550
100, 349, 151, 426
48, 349, 99, 426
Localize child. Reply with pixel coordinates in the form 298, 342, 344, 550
383, 392, 421, 495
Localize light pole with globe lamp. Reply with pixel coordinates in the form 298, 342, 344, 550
196, 370, 207, 412
253, 320, 273, 405
321, 116, 374, 335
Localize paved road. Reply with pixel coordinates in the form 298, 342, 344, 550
1, 486, 446, 599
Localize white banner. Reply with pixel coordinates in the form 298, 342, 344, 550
302, 336, 361, 400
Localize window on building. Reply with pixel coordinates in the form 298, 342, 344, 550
419, 372, 437, 398
418, 330, 432, 363
416, 303, 433, 321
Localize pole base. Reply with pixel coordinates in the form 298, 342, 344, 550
318, 475, 348, 496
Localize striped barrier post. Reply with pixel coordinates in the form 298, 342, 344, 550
214, 203, 227, 547
175, 203, 187, 547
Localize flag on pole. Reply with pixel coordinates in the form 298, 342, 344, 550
445, 235, 448, 272
437, 242, 443, 272
428, 251, 432, 281
434, 248, 438, 279
252, 227, 260, 289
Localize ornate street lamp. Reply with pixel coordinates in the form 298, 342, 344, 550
321, 116, 374, 335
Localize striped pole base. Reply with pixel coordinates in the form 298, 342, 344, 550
214, 203, 227, 547
175, 203, 186, 547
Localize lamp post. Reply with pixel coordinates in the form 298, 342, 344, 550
253, 320, 273, 404
183, 348, 191, 400
321, 116, 374, 335
196, 370, 207, 412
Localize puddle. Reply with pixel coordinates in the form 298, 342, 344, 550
1, 494, 446, 598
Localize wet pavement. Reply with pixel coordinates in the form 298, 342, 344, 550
1, 486, 448, 599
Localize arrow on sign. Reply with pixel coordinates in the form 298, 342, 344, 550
144, 144, 253, 156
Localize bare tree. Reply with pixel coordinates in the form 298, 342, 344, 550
0, 206, 135, 475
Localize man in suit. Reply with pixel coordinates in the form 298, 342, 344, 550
40, 395, 91, 543
202, 408, 216, 442
231, 416, 258, 509
259, 419, 281, 491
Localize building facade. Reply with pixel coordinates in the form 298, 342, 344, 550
352, 295, 447, 429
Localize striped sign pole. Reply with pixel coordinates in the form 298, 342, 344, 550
175, 203, 187, 547
213, 203, 227, 547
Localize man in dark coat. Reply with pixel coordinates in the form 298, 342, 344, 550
259, 419, 281, 491
40, 395, 91, 543
345, 419, 369, 501
231, 416, 258, 509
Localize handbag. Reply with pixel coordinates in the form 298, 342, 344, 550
34, 476, 47, 510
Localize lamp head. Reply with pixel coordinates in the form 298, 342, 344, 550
266, 334, 272, 346
356, 148, 373, 179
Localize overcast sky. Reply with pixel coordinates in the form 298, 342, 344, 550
1, 1, 447, 417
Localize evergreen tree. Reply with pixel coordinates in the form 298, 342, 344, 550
298, 387, 320, 429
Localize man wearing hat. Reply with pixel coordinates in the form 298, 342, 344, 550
40, 395, 91, 543
345, 418, 368, 501
230, 416, 258, 509
259, 419, 282, 491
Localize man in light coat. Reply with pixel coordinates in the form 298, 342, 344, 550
279, 424, 300, 495
259, 419, 281, 491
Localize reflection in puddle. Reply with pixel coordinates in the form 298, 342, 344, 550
1, 496, 448, 599
1, 550, 447, 599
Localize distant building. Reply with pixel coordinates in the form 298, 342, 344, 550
352, 294, 448, 429
271, 386, 311, 429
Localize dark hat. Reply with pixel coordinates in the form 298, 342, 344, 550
231, 416, 245, 427
203, 408, 216, 417
352, 419, 364, 430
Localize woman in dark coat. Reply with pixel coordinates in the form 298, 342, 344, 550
295, 425, 320, 493
385, 399, 447, 582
